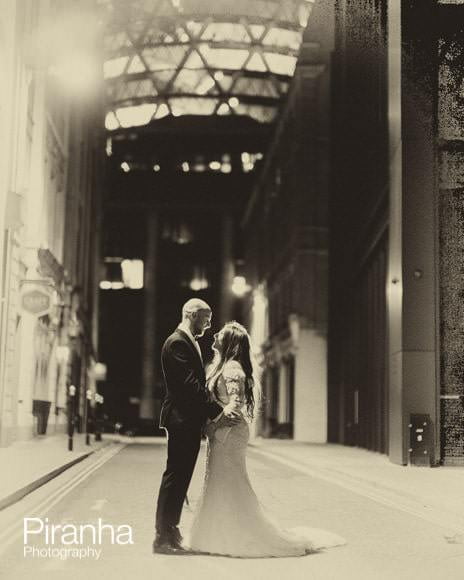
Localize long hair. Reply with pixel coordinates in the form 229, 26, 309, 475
207, 321, 261, 420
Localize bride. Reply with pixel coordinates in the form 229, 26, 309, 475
188, 321, 346, 557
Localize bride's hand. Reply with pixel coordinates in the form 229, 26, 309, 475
223, 400, 240, 416
222, 401, 242, 424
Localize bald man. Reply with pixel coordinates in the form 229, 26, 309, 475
153, 299, 240, 554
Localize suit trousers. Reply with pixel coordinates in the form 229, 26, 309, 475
155, 423, 202, 533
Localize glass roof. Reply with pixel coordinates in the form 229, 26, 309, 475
100, 0, 314, 130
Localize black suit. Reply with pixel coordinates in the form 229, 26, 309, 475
155, 329, 222, 534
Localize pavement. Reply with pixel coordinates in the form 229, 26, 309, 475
0, 433, 112, 511
2, 433, 464, 535
2, 437, 464, 580
250, 439, 464, 537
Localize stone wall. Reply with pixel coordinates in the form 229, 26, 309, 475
438, 1, 464, 463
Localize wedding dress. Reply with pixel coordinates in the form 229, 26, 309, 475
188, 360, 346, 557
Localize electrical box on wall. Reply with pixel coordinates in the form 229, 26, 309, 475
408, 414, 435, 467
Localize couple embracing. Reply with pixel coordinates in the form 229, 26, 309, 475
153, 298, 345, 558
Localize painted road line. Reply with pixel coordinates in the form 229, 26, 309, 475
90, 498, 109, 511
249, 446, 464, 537
0, 443, 125, 556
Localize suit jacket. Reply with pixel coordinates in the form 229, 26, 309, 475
159, 329, 223, 429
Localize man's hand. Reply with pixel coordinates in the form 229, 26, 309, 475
218, 415, 242, 427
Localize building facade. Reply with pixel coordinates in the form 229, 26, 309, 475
329, 0, 464, 466
243, 1, 334, 443
243, 0, 464, 467
328, 0, 390, 455
0, 0, 104, 446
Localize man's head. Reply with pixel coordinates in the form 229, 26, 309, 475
182, 298, 212, 338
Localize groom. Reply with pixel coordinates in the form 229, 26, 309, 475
153, 298, 240, 554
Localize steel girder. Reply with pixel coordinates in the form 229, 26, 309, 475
99, 0, 314, 130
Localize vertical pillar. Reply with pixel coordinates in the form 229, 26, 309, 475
294, 327, 327, 442
219, 212, 234, 326
277, 363, 287, 424
294, 0, 333, 444
140, 211, 158, 420
387, 0, 439, 464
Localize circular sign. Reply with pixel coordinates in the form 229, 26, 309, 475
21, 288, 51, 316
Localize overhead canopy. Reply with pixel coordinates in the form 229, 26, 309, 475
99, 0, 314, 130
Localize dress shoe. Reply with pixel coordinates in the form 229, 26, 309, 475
168, 526, 183, 548
152, 532, 187, 555
153, 540, 184, 555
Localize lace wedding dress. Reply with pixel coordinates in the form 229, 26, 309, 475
188, 360, 346, 558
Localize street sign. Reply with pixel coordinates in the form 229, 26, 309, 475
21, 288, 51, 316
